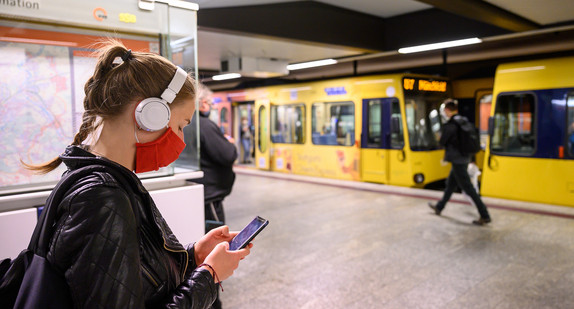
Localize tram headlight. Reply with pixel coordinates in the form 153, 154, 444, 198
414, 173, 425, 184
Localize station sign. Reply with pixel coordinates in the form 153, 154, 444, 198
403, 77, 448, 93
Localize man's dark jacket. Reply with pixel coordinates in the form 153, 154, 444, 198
194, 113, 238, 202
48, 146, 217, 308
440, 115, 471, 164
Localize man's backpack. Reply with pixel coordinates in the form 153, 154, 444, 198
453, 115, 481, 155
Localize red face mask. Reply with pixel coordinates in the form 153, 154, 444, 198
135, 128, 186, 173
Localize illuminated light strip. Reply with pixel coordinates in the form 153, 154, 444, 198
279, 86, 312, 92
354, 79, 394, 85
286, 59, 337, 71
0, 37, 78, 47
212, 73, 241, 81
154, 0, 199, 10
398, 37, 482, 54
498, 66, 546, 74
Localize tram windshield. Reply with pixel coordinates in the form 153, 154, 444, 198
404, 93, 447, 150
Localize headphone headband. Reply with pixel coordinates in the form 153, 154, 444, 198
161, 67, 188, 103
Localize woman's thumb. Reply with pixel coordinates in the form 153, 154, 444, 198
217, 241, 230, 251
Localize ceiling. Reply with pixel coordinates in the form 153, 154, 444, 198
191, 0, 574, 90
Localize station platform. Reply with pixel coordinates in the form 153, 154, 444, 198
219, 167, 574, 309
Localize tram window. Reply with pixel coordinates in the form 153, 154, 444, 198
390, 101, 405, 149
567, 94, 574, 157
367, 100, 382, 146
491, 93, 535, 155
404, 95, 444, 150
312, 101, 355, 146
270, 104, 305, 144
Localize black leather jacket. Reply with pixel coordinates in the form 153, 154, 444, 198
47, 146, 217, 308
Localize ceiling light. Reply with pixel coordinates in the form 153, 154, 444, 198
286, 59, 337, 71
398, 37, 482, 54
212, 73, 241, 81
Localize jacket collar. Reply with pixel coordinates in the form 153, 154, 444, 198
59, 145, 147, 194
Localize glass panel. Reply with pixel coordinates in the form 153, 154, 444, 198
270, 104, 305, 144
258, 106, 268, 152
0, 2, 199, 194
312, 101, 355, 146
367, 99, 382, 146
404, 96, 444, 151
567, 94, 574, 157
479, 94, 492, 148
390, 101, 405, 149
491, 94, 536, 155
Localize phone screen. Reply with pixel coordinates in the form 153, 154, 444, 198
229, 216, 269, 251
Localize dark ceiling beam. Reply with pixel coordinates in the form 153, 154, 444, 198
197, 1, 386, 52
416, 0, 540, 32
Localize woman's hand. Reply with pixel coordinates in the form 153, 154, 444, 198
194, 226, 236, 265
201, 242, 252, 282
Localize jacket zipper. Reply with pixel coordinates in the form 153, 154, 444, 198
142, 264, 160, 287
161, 235, 189, 282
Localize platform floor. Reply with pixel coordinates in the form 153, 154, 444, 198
219, 170, 574, 309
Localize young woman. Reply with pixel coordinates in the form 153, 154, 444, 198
25, 40, 251, 308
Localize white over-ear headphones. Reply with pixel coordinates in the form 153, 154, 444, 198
135, 67, 188, 132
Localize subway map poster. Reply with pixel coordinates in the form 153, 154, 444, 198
0, 42, 94, 189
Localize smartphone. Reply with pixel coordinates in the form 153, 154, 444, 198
229, 216, 269, 251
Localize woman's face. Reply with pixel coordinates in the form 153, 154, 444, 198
168, 96, 196, 140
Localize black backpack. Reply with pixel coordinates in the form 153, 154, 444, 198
453, 116, 481, 155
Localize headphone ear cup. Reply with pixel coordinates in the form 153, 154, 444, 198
135, 98, 171, 132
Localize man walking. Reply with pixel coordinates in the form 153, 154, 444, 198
428, 99, 492, 225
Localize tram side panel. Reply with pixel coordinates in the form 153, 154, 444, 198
482, 56, 574, 207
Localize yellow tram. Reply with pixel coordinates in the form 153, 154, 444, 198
214, 74, 452, 188
481, 56, 574, 207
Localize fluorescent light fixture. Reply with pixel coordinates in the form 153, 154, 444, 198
212, 73, 241, 81
287, 59, 337, 71
155, 0, 199, 10
398, 37, 482, 54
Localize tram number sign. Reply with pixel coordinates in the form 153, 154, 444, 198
403, 78, 447, 93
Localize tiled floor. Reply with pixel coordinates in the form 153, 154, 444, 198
219, 172, 574, 309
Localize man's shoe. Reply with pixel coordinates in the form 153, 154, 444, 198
428, 202, 441, 215
472, 218, 492, 226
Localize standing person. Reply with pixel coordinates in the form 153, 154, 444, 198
193, 83, 238, 309
22, 40, 251, 308
194, 83, 237, 230
428, 99, 492, 225
240, 117, 253, 163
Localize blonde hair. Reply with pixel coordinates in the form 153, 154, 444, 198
24, 39, 196, 174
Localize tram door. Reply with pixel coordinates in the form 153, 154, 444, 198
360, 98, 401, 184
254, 100, 271, 169
233, 101, 255, 165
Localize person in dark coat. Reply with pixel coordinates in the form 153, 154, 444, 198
429, 99, 492, 225
192, 84, 238, 309
194, 84, 238, 228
